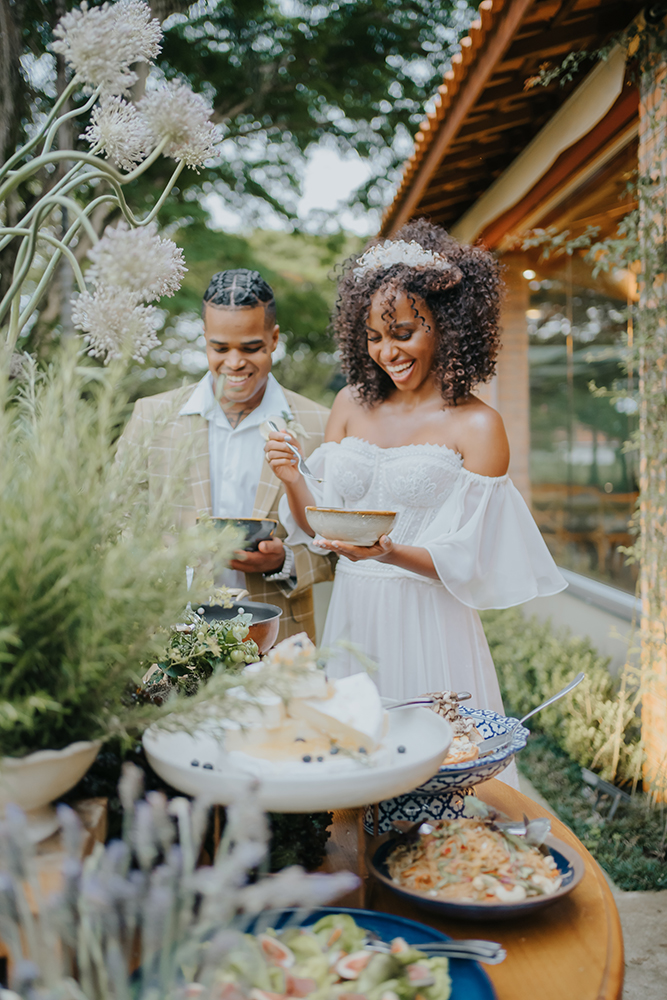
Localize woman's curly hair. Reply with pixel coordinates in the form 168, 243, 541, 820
333, 218, 503, 406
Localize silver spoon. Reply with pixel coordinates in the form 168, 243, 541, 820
477, 672, 586, 757
266, 419, 323, 483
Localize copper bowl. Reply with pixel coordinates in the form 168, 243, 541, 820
198, 600, 283, 654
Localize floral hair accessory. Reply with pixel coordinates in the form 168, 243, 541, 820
353, 239, 456, 280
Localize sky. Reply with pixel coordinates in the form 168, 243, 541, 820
204, 142, 382, 237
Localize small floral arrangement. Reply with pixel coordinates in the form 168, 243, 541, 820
141, 609, 261, 701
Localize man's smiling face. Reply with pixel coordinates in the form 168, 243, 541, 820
203, 303, 280, 406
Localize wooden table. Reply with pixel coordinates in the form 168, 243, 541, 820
320, 779, 623, 1000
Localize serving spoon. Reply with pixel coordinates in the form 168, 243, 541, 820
476, 672, 586, 757
386, 692, 472, 710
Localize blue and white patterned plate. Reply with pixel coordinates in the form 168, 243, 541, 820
368, 834, 585, 921
363, 709, 529, 833
417, 708, 530, 793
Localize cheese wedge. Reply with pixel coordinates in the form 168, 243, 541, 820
287, 673, 386, 753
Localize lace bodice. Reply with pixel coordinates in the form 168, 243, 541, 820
322, 437, 465, 547
279, 436, 566, 608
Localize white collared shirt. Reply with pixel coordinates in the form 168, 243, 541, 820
179, 371, 290, 588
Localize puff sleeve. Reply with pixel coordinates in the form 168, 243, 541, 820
419, 470, 567, 609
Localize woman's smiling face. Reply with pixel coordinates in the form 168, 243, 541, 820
366, 286, 438, 392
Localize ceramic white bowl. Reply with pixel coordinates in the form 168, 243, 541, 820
0, 740, 101, 842
305, 507, 397, 546
143, 706, 452, 813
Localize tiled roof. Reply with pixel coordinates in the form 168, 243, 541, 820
381, 0, 644, 237
383, 0, 503, 229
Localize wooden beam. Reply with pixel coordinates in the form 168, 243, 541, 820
421, 167, 496, 195
454, 107, 536, 142
383, 0, 537, 235
480, 84, 638, 247
505, 5, 637, 61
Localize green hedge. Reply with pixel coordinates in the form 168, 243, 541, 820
481, 608, 644, 787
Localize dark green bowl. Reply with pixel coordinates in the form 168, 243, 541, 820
210, 517, 278, 551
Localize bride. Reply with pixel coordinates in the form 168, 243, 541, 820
265, 219, 565, 713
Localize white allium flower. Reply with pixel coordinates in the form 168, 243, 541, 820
52, 0, 162, 96
81, 96, 154, 171
139, 81, 218, 168
87, 220, 186, 301
72, 285, 161, 363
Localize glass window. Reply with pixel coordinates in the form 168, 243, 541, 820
528, 272, 638, 593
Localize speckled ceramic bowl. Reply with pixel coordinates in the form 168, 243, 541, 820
305, 507, 396, 546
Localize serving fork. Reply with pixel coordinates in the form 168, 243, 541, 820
364, 931, 506, 965
266, 419, 323, 483
476, 672, 585, 757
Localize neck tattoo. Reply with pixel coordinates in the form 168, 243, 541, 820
224, 405, 254, 429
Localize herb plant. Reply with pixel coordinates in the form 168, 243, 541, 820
0, 352, 236, 757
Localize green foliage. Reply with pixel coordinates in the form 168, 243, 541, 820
267, 810, 333, 872
0, 348, 236, 757
482, 608, 644, 787
517, 734, 667, 891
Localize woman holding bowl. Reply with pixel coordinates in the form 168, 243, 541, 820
265, 219, 565, 712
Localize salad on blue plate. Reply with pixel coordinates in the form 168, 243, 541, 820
211, 914, 452, 1000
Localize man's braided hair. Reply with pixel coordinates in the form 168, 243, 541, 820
203, 268, 276, 326
333, 219, 502, 406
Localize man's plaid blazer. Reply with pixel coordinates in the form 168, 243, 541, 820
117, 382, 336, 641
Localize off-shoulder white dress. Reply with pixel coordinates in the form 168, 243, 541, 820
280, 437, 566, 714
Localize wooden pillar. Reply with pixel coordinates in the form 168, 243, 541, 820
638, 27, 667, 798
478, 254, 531, 503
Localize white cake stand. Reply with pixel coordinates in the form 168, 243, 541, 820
142, 706, 452, 813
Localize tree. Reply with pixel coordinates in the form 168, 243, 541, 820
0, 0, 471, 303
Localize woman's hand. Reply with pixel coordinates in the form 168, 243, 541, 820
313, 534, 394, 562
264, 430, 303, 485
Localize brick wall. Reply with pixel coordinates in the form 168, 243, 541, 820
478, 255, 531, 503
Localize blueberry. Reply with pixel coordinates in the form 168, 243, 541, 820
191, 759, 199, 767
295, 737, 306, 742
302, 755, 312, 763
358, 746, 367, 754
203, 762, 213, 770
317, 756, 324, 762
330, 746, 339, 755
397, 745, 406, 754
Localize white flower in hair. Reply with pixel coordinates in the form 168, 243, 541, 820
353, 239, 454, 280
139, 81, 219, 168
81, 97, 154, 171
52, 0, 162, 97
72, 286, 161, 363
86, 221, 186, 301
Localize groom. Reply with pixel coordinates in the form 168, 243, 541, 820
118, 268, 334, 641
